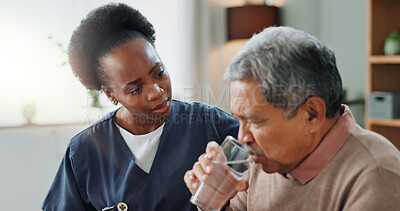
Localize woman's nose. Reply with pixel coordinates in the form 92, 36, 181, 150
147, 84, 164, 101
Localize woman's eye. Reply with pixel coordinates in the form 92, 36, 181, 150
156, 67, 164, 78
129, 86, 142, 95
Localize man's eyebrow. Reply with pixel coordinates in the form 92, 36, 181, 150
240, 112, 255, 120
231, 111, 247, 120
148, 62, 160, 75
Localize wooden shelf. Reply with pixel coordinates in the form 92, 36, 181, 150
367, 118, 400, 128
369, 55, 400, 64
366, 0, 400, 150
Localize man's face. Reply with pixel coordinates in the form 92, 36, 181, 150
230, 77, 317, 174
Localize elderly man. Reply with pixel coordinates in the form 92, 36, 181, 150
184, 26, 400, 210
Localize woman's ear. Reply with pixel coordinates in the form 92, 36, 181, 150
101, 85, 112, 99
304, 97, 326, 133
102, 85, 118, 105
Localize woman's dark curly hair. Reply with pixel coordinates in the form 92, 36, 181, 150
68, 3, 156, 90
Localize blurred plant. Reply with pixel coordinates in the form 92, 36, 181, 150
89, 90, 102, 108
384, 31, 400, 55
48, 35, 102, 109
386, 31, 400, 40
48, 35, 68, 66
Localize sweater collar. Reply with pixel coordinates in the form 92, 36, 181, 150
289, 105, 356, 184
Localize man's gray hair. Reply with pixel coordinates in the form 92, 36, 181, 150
224, 26, 342, 119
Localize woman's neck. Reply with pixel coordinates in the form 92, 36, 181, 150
114, 107, 164, 135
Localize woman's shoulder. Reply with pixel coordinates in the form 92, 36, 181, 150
169, 99, 237, 127
171, 99, 228, 115
69, 109, 118, 151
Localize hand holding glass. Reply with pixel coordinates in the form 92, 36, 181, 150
190, 136, 253, 211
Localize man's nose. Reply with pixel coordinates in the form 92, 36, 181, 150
147, 84, 164, 101
238, 124, 254, 145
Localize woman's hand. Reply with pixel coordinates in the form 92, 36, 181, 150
183, 141, 249, 196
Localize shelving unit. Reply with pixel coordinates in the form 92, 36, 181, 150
366, 0, 400, 149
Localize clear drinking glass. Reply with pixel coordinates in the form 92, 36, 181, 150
190, 136, 253, 211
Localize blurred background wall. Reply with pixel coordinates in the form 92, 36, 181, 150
0, 0, 366, 209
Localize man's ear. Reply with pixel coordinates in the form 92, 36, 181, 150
304, 97, 326, 133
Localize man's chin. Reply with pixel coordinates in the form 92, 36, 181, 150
255, 157, 281, 174
261, 165, 280, 174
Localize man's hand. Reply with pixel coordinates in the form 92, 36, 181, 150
183, 141, 249, 197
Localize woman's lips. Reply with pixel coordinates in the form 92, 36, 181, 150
152, 100, 170, 115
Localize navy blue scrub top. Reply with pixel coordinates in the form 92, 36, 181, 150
42, 100, 239, 211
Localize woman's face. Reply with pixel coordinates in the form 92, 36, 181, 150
100, 38, 172, 124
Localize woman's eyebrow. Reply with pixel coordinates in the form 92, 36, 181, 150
148, 62, 160, 75
123, 78, 141, 89
122, 62, 160, 89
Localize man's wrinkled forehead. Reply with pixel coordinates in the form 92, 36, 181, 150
230, 80, 249, 105
229, 79, 268, 109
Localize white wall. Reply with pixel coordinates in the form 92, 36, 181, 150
279, 0, 367, 126
0, 124, 86, 210
319, 0, 366, 126
280, 0, 320, 37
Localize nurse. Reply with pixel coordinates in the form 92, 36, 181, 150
41, 3, 239, 211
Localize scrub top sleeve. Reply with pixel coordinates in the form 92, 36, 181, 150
42, 147, 96, 211
210, 106, 239, 143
